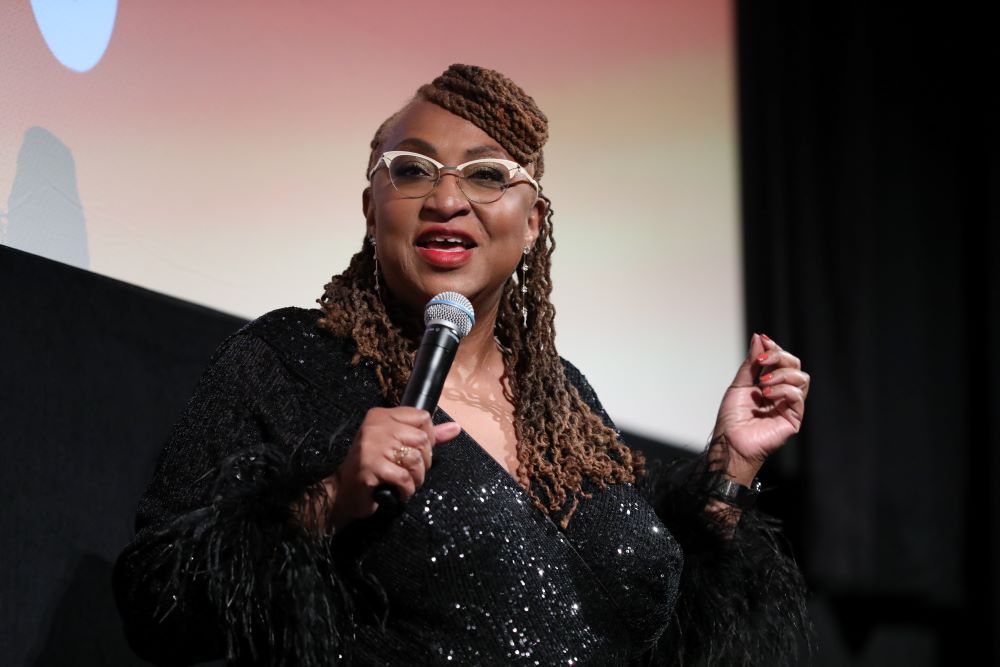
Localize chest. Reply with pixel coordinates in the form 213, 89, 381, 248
438, 377, 520, 479
350, 431, 682, 662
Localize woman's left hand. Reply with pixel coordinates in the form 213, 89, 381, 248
711, 333, 810, 485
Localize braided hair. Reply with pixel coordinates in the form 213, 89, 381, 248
317, 64, 642, 526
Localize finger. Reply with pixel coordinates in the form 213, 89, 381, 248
760, 384, 806, 423
360, 412, 432, 448
381, 407, 438, 457
731, 333, 768, 387
755, 348, 802, 373
407, 452, 427, 488
433, 421, 462, 445
417, 413, 437, 453
408, 421, 458, 470
758, 369, 810, 392
391, 426, 433, 450
386, 406, 435, 429
760, 333, 782, 352
412, 437, 434, 472
376, 461, 417, 501
390, 444, 427, 487
411, 462, 426, 488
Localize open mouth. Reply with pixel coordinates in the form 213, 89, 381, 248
415, 234, 477, 252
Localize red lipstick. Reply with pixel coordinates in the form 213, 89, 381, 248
414, 226, 477, 269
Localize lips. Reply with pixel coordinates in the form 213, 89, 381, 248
414, 227, 477, 268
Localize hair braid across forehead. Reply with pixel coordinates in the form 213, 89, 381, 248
321, 65, 641, 527
416, 64, 549, 178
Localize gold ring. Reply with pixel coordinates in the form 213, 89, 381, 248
393, 445, 412, 467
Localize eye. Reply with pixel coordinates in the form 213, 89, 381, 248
463, 162, 510, 188
390, 156, 436, 181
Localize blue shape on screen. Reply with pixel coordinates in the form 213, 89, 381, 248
30, 0, 118, 73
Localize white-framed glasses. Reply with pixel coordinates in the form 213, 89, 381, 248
368, 150, 540, 204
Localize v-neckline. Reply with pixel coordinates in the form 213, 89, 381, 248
430, 406, 630, 619
433, 405, 532, 496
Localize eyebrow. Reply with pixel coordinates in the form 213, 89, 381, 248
464, 145, 507, 159
393, 138, 509, 161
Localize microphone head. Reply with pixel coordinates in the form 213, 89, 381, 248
424, 291, 475, 338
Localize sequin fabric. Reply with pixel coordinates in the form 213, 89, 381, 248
113, 307, 805, 666
341, 414, 680, 665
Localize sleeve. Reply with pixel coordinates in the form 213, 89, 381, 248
112, 332, 359, 666
637, 456, 813, 666
561, 359, 813, 667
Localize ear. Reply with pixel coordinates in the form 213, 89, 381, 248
524, 195, 546, 249
362, 186, 376, 239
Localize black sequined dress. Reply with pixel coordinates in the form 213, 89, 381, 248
113, 308, 810, 666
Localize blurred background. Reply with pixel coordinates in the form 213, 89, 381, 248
0, 0, 744, 449
1, 1, 995, 665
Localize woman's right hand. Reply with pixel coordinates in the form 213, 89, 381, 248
320, 407, 462, 531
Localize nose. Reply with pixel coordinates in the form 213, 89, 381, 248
422, 170, 471, 218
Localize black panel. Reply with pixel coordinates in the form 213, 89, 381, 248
1, 246, 243, 665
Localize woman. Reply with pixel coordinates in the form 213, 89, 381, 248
114, 64, 812, 666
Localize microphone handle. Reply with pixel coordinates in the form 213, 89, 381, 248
373, 322, 460, 510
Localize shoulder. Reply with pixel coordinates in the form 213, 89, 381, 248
206, 307, 358, 380
240, 306, 325, 340
559, 356, 588, 388
559, 356, 598, 405
251, 307, 381, 399
559, 357, 618, 432
236, 307, 352, 356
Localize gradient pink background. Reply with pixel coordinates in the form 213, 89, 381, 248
1, 1, 740, 447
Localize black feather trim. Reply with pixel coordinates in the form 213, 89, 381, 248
637, 456, 815, 666
137, 435, 355, 666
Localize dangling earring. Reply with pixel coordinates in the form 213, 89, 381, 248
368, 236, 379, 293
519, 246, 530, 295
519, 245, 530, 326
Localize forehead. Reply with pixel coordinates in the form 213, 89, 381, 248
380, 100, 512, 162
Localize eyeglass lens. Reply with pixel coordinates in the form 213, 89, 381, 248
387, 154, 512, 203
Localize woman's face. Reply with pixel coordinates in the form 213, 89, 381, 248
364, 101, 544, 320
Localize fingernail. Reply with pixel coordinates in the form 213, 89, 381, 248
763, 386, 773, 396
757, 353, 769, 362
761, 333, 770, 341
761, 373, 773, 382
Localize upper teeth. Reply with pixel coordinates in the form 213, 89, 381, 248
431, 236, 464, 243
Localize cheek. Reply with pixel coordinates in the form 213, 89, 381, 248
371, 203, 417, 273
374, 199, 416, 238
484, 201, 532, 239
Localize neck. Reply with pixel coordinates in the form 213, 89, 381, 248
452, 298, 503, 376
383, 287, 506, 376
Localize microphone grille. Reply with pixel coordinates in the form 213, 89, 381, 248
424, 291, 475, 338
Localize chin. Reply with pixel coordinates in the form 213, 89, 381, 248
386, 267, 506, 316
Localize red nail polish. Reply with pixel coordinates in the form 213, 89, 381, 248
757, 353, 769, 362
763, 386, 773, 396
761, 373, 773, 382
761, 333, 770, 341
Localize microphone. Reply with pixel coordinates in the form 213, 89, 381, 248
372, 291, 475, 510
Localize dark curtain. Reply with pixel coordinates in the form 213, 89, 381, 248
736, 3, 997, 665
